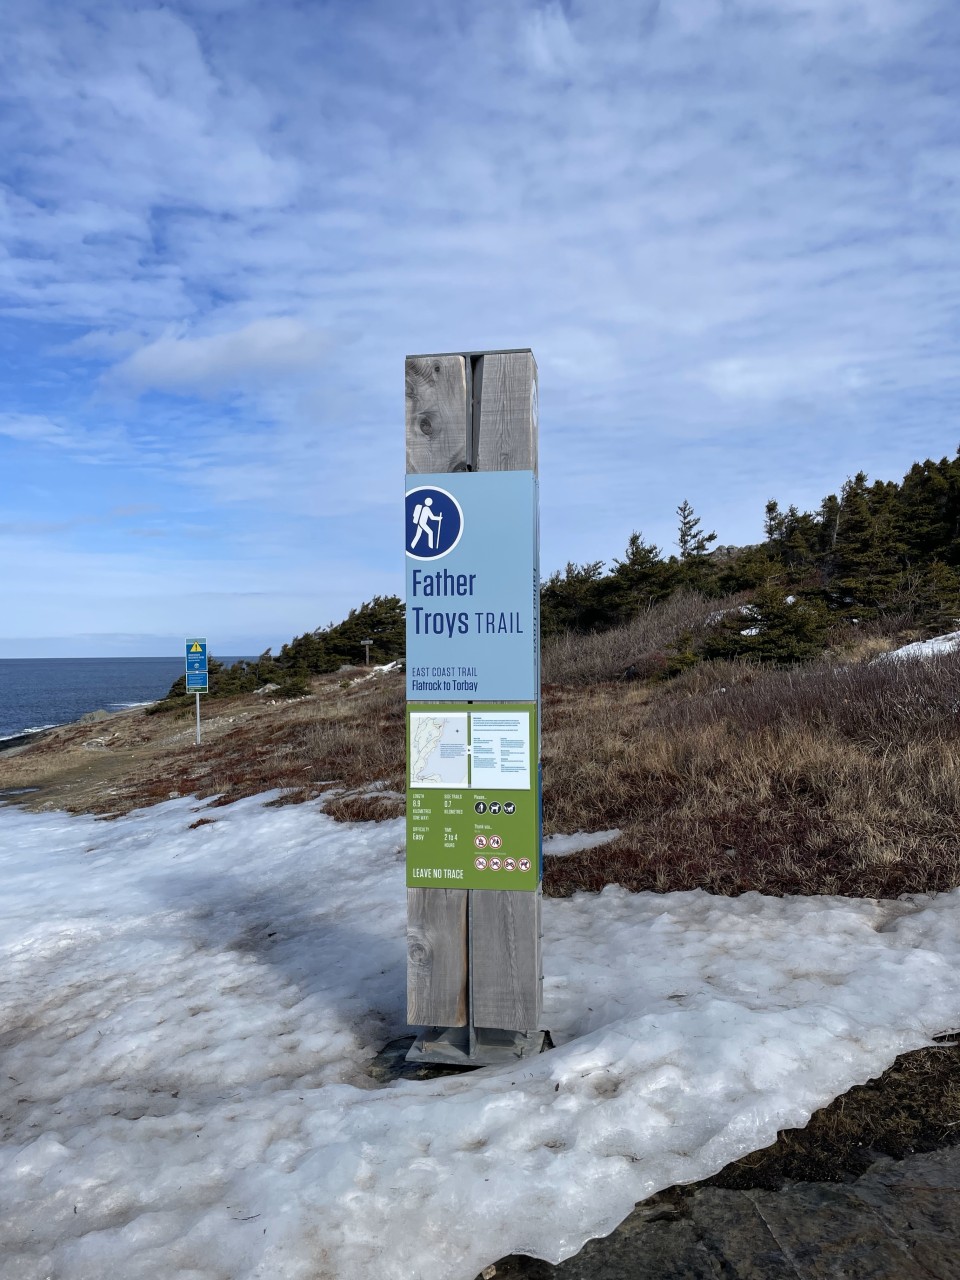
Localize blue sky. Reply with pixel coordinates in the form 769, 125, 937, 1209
2, 0, 959, 657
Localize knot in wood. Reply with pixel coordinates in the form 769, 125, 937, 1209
419, 415, 434, 437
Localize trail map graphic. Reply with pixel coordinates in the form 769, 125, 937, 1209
409, 713, 468, 787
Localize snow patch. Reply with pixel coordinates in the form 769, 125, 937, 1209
0, 797, 958, 1280
543, 829, 622, 856
879, 631, 960, 662
350, 660, 402, 684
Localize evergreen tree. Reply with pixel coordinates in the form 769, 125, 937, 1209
830, 473, 904, 614
675, 499, 717, 591
703, 584, 829, 664
540, 561, 607, 635
676, 499, 717, 560
897, 455, 960, 567
603, 532, 673, 622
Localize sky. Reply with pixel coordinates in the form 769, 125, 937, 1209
2, 0, 960, 657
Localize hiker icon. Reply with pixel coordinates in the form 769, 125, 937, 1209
405, 486, 464, 560
410, 497, 440, 551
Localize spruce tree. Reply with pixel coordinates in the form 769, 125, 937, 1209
675, 499, 717, 591
676, 499, 717, 560
603, 532, 673, 623
540, 561, 607, 635
703, 584, 828, 664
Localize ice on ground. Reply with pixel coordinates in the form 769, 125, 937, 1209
0, 797, 958, 1280
880, 630, 960, 661
350, 660, 401, 684
542, 829, 622, 856
885, 629, 960, 660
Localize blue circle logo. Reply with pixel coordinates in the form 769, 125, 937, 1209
405, 485, 464, 560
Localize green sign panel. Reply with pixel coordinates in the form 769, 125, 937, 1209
406, 702, 539, 891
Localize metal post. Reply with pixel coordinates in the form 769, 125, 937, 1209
195, 692, 201, 746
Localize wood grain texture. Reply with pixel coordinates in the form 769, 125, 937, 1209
470, 889, 542, 1031
476, 351, 538, 473
406, 888, 469, 1026
405, 355, 469, 475
472, 348, 542, 1033
405, 354, 469, 1026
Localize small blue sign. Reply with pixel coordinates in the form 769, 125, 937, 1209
405, 486, 464, 560
185, 638, 208, 692
405, 472, 539, 703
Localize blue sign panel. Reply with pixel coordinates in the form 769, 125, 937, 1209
405, 472, 539, 702
185, 638, 208, 692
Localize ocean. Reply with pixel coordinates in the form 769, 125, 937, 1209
0, 657, 250, 744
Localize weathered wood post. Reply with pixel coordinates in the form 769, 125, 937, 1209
405, 349, 543, 1064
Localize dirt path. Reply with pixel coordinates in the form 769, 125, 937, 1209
0, 700, 268, 814
0, 669, 407, 817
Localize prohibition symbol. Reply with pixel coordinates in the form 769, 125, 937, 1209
488, 857, 502, 871
504, 858, 517, 872
474, 856, 487, 870
489, 835, 503, 850
518, 858, 531, 872
474, 835, 487, 849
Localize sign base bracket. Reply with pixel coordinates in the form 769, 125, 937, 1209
405, 1025, 546, 1068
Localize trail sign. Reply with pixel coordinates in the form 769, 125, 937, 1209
185, 638, 208, 693
406, 702, 539, 891
404, 349, 542, 1060
405, 472, 538, 703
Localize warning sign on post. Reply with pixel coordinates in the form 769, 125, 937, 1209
406, 702, 539, 891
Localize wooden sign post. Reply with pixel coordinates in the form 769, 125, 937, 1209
404, 350, 544, 1065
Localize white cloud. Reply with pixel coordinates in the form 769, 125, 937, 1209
698, 353, 868, 402
1, 0, 959, 647
110, 319, 335, 395
0, 413, 75, 447
521, 3, 581, 74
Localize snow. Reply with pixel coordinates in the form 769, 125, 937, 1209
880, 630, 960, 662
0, 795, 958, 1280
542, 829, 622, 856
350, 661, 401, 684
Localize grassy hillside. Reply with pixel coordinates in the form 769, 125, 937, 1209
10, 591, 958, 901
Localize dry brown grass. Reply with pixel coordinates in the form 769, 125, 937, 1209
131, 674, 407, 815
542, 590, 747, 686
7, 638, 960, 899
0, 670, 407, 820
543, 651, 960, 898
